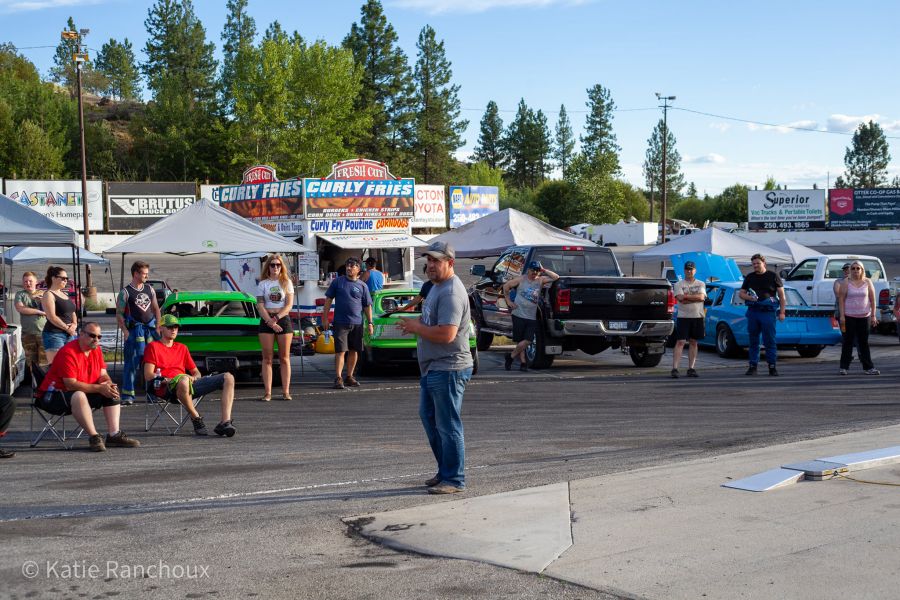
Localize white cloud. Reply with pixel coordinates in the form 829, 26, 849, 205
709, 122, 731, 133
746, 120, 820, 134
389, 0, 590, 15
685, 153, 726, 165
827, 113, 900, 134
0, 0, 105, 12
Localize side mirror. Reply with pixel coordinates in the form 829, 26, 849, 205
779, 269, 788, 279
470, 264, 486, 277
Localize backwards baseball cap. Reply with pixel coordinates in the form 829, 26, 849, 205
345, 257, 361, 266
527, 260, 543, 271
684, 261, 696, 269
842, 262, 851, 269
160, 314, 180, 328
364, 256, 377, 265
423, 240, 455, 260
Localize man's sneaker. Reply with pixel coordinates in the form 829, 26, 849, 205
839, 369, 849, 376
687, 368, 699, 378
670, 368, 679, 379
768, 365, 779, 376
745, 365, 757, 376
191, 417, 209, 436
333, 377, 346, 390
120, 397, 135, 406
504, 353, 513, 371
865, 368, 881, 375
0, 448, 15, 459
345, 376, 361, 387
214, 420, 236, 437
105, 431, 140, 448
89, 434, 106, 452
425, 475, 441, 487
427, 483, 465, 495
519, 362, 528, 372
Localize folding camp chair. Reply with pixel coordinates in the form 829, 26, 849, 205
29, 365, 86, 449
145, 379, 205, 435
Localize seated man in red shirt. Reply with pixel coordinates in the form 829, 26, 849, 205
143, 314, 236, 437
37, 321, 141, 452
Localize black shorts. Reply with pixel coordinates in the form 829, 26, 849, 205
512, 314, 538, 343
333, 323, 364, 353
258, 316, 293, 334
675, 317, 705, 341
37, 390, 119, 415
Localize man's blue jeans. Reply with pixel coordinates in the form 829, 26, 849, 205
419, 368, 473, 488
746, 308, 777, 366
122, 322, 158, 399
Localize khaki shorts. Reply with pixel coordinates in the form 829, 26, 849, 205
22, 333, 47, 367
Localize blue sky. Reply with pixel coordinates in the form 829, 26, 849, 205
4, 0, 900, 195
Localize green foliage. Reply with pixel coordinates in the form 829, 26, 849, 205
685, 181, 698, 200
500, 187, 546, 222
220, 0, 257, 115
762, 175, 778, 190
554, 104, 575, 179
94, 38, 141, 100
620, 182, 649, 222
575, 171, 625, 225
642, 118, 685, 200
411, 25, 467, 184
707, 184, 749, 222
503, 99, 552, 189
670, 197, 707, 226
51, 17, 103, 95
841, 120, 891, 188
466, 162, 507, 197
580, 83, 619, 172
14, 120, 66, 178
534, 180, 580, 228
472, 100, 504, 169
343, 0, 414, 165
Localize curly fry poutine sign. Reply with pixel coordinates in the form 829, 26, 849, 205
303, 159, 414, 219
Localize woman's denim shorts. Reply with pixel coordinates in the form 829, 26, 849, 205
42, 330, 74, 351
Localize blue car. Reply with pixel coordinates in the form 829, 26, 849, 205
688, 282, 841, 358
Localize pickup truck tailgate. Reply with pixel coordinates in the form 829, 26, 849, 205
553, 277, 671, 321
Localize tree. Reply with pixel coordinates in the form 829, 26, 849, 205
642, 118, 685, 202
685, 181, 698, 200
94, 38, 141, 100
708, 184, 749, 222
502, 99, 553, 189
580, 83, 619, 172
343, 0, 414, 166
466, 161, 506, 197
620, 182, 650, 222
671, 197, 708, 226
840, 120, 891, 188
554, 104, 575, 179
501, 187, 546, 222
220, 0, 257, 115
471, 100, 504, 169
534, 180, 580, 228
13, 120, 66, 178
410, 25, 467, 184
574, 171, 624, 225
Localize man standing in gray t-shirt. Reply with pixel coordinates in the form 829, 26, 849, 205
399, 241, 473, 495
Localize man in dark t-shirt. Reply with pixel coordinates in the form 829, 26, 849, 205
738, 253, 787, 376
322, 257, 374, 389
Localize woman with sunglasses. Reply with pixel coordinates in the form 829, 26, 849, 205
41, 266, 78, 363
257, 254, 294, 401
837, 260, 879, 375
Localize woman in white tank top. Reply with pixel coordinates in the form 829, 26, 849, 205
837, 260, 878, 375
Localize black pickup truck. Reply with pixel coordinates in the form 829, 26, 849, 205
469, 245, 674, 368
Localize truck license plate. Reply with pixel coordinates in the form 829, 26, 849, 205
608, 321, 629, 330
545, 345, 563, 355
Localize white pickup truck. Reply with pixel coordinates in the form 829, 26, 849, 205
782, 254, 894, 332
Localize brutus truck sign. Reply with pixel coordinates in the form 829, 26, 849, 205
107, 182, 197, 231
747, 189, 826, 230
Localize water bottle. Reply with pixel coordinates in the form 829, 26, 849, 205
324, 330, 332, 344
153, 368, 164, 396
47, 381, 56, 393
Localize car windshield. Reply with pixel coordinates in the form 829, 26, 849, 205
166, 299, 257, 318
378, 294, 418, 314
530, 250, 620, 276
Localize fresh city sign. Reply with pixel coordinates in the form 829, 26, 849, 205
242, 165, 276, 185
328, 158, 394, 180
747, 189, 826, 231
304, 158, 414, 219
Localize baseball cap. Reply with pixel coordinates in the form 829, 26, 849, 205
160, 314, 180, 328
842, 263, 851, 269
527, 260, 543, 271
684, 261, 696, 269
345, 257, 361, 267
423, 240, 455, 260
365, 257, 377, 265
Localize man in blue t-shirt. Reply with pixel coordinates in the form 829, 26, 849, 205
362, 257, 385, 294
322, 257, 374, 389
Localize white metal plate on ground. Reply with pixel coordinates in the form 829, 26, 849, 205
782, 460, 849, 480
818, 446, 900, 471
722, 467, 806, 492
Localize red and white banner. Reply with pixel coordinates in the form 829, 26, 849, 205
412, 185, 446, 228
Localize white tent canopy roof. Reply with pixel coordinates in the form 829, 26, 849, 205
1, 245, 108, 265
0, 193, 79, 246
765, 238, 823, 264
633, 228, 791, 264
105, 199, 310, 255
427, 208, 597, 258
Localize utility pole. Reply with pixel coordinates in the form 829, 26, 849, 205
655, 93, 675, 244
63, 27, 94, 294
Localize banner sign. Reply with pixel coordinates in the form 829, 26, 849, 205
412, 185, 446, 228
448, 185, 499, 228
218, 179, 303, 220
242, 165, 276, 185
828, 188, 900, 229
328, 158, 395, 180
200, 184, 224, 203
747, 189, 826, 230
4, 179, 104, 231
107, 182, 196, 231
307, 218, 409, 234
303, 178, 414, 219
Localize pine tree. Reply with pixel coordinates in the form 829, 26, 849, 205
411, 25, 467, 184
94, 38, 141, 100
685, 181, 698, 199
503, 99, 531, 188
580, 83, 619, 172
840, 120, 891, 188
471, 100, 504, 169
554, 104, 575, 179
642, 118, 685, 201
220, 0, 257, 116
343, 0, 414, 164
528, 109, 552, 187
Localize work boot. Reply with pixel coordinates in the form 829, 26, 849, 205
686, 368, 699, 378
670, 368, 679, 379
89, 434, 106, 452
105, 431, 140, 448
768, 365, 779, 376
745, 365, 757, 376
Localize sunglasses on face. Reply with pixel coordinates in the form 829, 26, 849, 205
164, 325, 180, 330
851, 267, 862, 271
84, 332, 102, 340
55, 275, 69, 281
270, 263, 282, 268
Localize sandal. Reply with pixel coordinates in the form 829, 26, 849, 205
282, 393, 293, 401
260, 394, 272, 402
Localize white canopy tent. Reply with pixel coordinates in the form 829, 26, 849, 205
633, 228, 791, 264
765, 238, 823, 265
426, 208, 597, 258
2, 245, 108, 266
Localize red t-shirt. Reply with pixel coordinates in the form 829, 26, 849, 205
143, 341, 197, 379
39, 340, 107, 393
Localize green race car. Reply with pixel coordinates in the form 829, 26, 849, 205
360, 288, 478, 375
160, 290, 272, 380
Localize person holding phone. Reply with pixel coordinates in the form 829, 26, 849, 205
502, 260, 559, 371
738, 254, 786, 376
